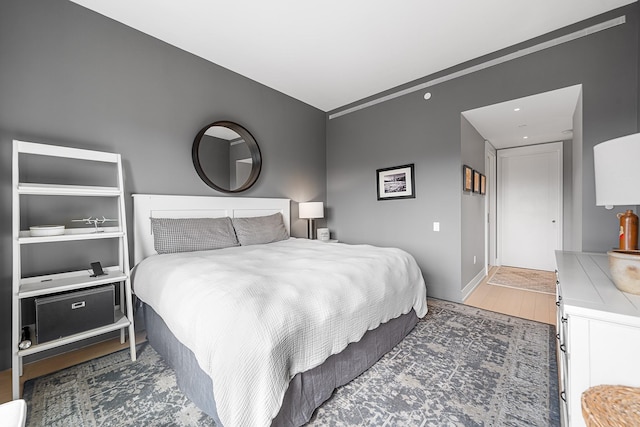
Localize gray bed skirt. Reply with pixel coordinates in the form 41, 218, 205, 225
144, 304, 419, 427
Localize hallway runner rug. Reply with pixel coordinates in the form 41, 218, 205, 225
23, 298, 560, 426
488, 266, 556, 295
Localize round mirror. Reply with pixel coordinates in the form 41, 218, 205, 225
192, 121, 262, 193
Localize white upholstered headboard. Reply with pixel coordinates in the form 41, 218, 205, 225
132, 194, 291, 264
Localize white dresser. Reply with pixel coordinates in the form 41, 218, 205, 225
555, 251, 640, 426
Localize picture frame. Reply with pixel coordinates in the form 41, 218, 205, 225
463, 165, 473, 192
480, 174, 486, 195
472, 170, 481, 193
376, 164, 415, 200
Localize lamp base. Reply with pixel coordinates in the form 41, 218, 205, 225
307, 219, 315, 239
607, 250, 640, 295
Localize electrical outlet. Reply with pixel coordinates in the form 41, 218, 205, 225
433, 222, 440, 232
473, 256, 477, 264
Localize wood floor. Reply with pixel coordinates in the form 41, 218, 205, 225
0, 268, 556, 405
464, 266, 557, 326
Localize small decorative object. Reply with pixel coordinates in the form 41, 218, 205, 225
90, 261, 107, 278
617, 210, 638, 250
480, 174, 486, 195
377, 164, 415, 200
463, 165, 473, 192
317, 228, 330, 241
299, 202, 324, 239
18, 326, 31, 350
472, 170, 481, 193
29, 225, 65, 237
72, 216, 117, 233
594, 132, 640, 294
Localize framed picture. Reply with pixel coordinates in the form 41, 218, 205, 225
472, 170, 481, 193
377, 164, 415, 200
463, 165, 473, 192
480, 174, 486, 195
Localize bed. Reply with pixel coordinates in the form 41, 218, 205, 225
131, 194, 428, 427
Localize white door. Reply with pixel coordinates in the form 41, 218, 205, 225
234, 158, 252, 188
497, 142, 562, 271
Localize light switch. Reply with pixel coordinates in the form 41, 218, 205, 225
433, 222, 440, 232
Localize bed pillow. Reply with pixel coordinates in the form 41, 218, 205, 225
150, 217, 239, 254
232, 213, 289, 246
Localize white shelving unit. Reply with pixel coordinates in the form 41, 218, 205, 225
11, 140, 137, 399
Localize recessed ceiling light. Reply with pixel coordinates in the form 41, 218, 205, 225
424, 92, 432, 100
523, 136, 528, 139
514, 108, 521, 112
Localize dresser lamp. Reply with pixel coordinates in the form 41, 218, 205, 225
299, 202, 324, 239
593, 132, 640, 295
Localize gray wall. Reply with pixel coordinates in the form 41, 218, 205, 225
0, 0, 326, 370
460, 117, 486, 288
562, 140, 574, 251
200, 135, 231, 189
571, 95, 584, 251
326, 4, 639, 302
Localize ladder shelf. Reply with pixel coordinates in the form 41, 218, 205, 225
11, 140, 136, 400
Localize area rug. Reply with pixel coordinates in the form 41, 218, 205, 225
23, 298, 559, 427
488, 266, 556, 295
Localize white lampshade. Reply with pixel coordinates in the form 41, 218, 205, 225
299, 202, 324, 219
594, 133, 640, 207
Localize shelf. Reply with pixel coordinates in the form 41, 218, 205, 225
18, 228, 123, 244
19, 268, 127, 299
18, 310, 130, 357
15, 140, 120, 163
17, 183, 120, 196
12, 139, 136, 400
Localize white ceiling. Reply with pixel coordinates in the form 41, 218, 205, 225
68, 0, 635, 112
205, 126, 240, 141
462, 85, 582, 149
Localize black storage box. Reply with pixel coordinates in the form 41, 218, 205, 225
35, 284, 115, 344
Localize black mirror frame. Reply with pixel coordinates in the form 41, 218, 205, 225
192, 120, 262, 193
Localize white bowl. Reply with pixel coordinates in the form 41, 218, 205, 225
608, 250, 640, 295
29, 225, 65, 237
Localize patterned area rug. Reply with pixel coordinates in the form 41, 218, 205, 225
23, 299, 559, 427
488, 266, 557, 295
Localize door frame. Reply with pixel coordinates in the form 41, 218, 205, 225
484, 141, 497, 274
496, 142, 563, 270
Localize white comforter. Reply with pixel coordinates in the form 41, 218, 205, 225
133, 238, 428, 427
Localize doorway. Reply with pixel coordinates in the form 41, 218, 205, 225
463, 85, 581, 272
462, 85, 582, 320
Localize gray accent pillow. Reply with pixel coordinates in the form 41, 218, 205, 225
232, 213, 289, 246
150, 217, 239, 254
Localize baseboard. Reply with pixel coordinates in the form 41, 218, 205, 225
461, 269, 486, 301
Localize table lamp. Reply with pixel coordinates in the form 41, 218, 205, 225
593, 132, 640, 294
299, 202, 324, 239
